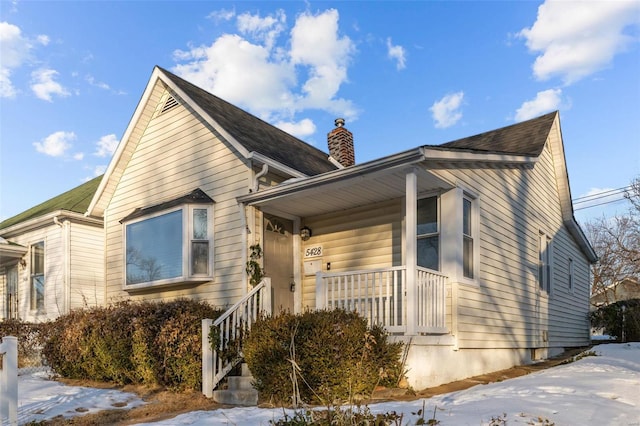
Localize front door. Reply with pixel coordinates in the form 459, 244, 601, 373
6, 265, 18, 319
263, 214, 294, 313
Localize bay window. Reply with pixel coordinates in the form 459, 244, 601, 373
122, 189, 214, 289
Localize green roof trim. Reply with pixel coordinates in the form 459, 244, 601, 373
0, 175, 103, 230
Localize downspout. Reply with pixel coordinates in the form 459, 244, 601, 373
53, 216, 71, 315
253, 163, 269, 192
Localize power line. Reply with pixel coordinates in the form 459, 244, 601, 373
574, 197, 629, 211
573, 186, 632, 203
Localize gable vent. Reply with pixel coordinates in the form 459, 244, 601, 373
160, 95, 179, 114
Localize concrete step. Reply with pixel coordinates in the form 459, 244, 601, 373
212, 363, 258, 406
212, 388, 258, 406
227, 375, 254, 390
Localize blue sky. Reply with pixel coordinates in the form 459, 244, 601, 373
1, 1, 639, 224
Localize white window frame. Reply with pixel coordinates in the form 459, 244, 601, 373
122, 204, 213, 290
461, 192, 480, 285
538, 231, 553, 296
30, 241, 45, 312
416, 194, 440, 271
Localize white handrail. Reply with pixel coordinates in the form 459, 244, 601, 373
202, 278, 271, 398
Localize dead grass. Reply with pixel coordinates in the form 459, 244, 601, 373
37, 381, 223, 425
36, 347, 591, 425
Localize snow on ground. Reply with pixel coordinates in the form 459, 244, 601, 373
11, 343, 640, 426
15, 370, 144, 424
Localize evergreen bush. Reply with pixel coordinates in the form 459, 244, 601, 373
243, 309, 404, 405
590, 299, 640, 342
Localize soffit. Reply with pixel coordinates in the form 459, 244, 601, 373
241, 166, 453, 218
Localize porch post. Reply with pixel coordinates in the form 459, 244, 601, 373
405, 169, 417, 335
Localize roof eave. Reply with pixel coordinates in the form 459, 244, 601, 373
422, 148, 539, 165
1, 210, 102, 238
248, 152, 308, 179
239, 148, 427, 204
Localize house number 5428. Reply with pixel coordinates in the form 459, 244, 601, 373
304, 245, 323, 258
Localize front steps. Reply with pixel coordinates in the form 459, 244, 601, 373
212, 363, 258, 406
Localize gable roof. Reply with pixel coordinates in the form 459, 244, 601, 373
0, 175, 103, 231
88, 66, 337, 217
435, 111, 556, 156
158, 67, 337, 177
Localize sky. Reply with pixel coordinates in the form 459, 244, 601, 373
11, 342, 640, 425
1, 1, 639, 225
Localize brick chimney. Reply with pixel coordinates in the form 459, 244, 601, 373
327, 118, 355, 167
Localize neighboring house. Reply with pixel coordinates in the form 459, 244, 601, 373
87, 66, 597, 390
591, 277, 640, 308
0, 176, 104, 322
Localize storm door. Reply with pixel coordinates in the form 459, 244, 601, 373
263, 214, 294, 313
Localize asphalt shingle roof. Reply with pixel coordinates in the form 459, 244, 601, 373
158, 67, 337, 177
435, 111, 557, 156
0, 175, 103, 230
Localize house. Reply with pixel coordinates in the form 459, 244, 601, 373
87, 66, 597, 392
591, 277, 640, 308
0, 176, 104, 322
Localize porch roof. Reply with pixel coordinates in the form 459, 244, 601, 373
0, 237, 27, 267
238, 148, 456, 217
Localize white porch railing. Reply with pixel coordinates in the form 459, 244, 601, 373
316, 266, 447, 334
202, 278, 271, 398
415, 266, 448, 334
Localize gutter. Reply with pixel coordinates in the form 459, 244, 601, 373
1, 211, 102, 238
239, 147, 427, 204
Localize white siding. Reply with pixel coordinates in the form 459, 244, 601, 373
4, 225, 64, 322
436, 137, 591, 350
69, 223, 104, 309
300, 199, 403, 309
103, 87, 250, 308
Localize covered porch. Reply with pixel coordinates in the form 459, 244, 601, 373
239, 148, 458, 336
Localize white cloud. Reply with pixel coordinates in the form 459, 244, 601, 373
174, 34, 296, 119
33, 131, 76, 157
94, 134, 119, 157
386, 37, 406, 70
31, 68, 70, 102
93, 165, 107, 176
73, 152, 84, 161
519, 0, 640, 84
36, 34, 49, 46
430, 91, 464, 129
207, 8, 235, 23
0, 67, 16, 98
237, 9, 286, 51
0, 22, 28, 98
515, 88, 564, 122
290, 9, 356, 115
0, 22, 30, 69
274, 118, 316, 139
86, 75, 110, 90
173, 8, 358, 134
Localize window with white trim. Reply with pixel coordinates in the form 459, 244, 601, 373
417, 196, 439, 270
122, 189, 214, 289
30, 241, 45, 310
463, 196, 474, 279
538, 232, 552, 294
